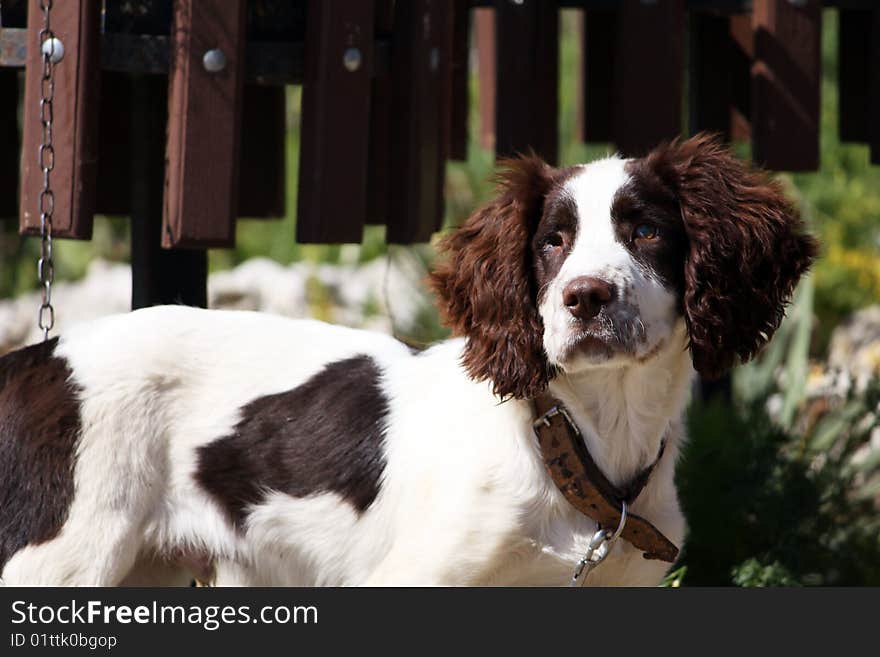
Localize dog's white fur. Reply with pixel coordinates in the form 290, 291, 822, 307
1, 156, 695, 587
2, 307, 690, 587
540, 158, 679, 370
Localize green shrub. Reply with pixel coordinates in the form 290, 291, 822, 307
676, 386, 880, 586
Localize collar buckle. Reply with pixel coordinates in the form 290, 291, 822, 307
533, 404, 582, 437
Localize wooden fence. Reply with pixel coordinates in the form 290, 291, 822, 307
0, 0, 877, 308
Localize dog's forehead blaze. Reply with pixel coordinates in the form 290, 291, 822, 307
539, 155, 689, 298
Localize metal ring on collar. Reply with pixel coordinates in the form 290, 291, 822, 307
609, 501, 627, 542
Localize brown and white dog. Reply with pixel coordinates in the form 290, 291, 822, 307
0, 134, 816, 586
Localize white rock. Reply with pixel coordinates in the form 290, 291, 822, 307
829, 305, 880, 380
0, 256, 435, 354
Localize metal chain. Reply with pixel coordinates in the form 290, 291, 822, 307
570, 502, 628, 586
37, 0, 56, 341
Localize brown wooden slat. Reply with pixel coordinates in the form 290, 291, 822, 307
839, 9, 871, 143
495, 0, 558, 164
131, 74, 207, 309
872, 10, 880, 165
612, 0, 685, 157
583, 9, 616, 143
474, 8, 495, 151
729, 13, 754, 142
689, 12, 752, 141
296, 0, 375, 243
19, 0, 99, 239
163, 0, 246, 248
449, 0, 470, 161
387, 0, 450, 244
237, 84, 286, 218
366, 0, 394, 227
103, 72, 263, 222
751, 0, 821, 171
0, 70, 19, 218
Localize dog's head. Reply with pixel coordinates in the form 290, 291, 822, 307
430, 134, 818, 399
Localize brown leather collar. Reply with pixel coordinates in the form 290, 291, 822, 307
532, 394, 679, 563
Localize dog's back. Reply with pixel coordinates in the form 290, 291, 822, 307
0, 306, 415, 585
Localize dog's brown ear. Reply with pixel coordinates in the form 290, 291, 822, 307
644, 133, 818, 378
430, 155, 554, 400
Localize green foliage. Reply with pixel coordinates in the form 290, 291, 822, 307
678, 274, 880, 586
660, 566, 687, 588
731, 560, 800, 587
734, 275, 814, 428
676, 387, 880, 586
791, 10, 880, 349
683, 317, 879, 589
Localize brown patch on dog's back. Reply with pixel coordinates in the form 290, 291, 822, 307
0, 338, 83, 570
196, 355, 391, 531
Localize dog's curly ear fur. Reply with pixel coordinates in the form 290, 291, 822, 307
430, 155, 554, 400
645, 133, 819, 378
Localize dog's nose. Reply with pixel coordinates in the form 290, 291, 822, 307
563, 276, 616, 321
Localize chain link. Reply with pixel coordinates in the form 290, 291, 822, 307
569, 502, 628, 586
37, 0, 55, 341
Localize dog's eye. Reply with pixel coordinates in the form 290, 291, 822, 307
543, 232, 564, 249
633, 224, 659, 241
